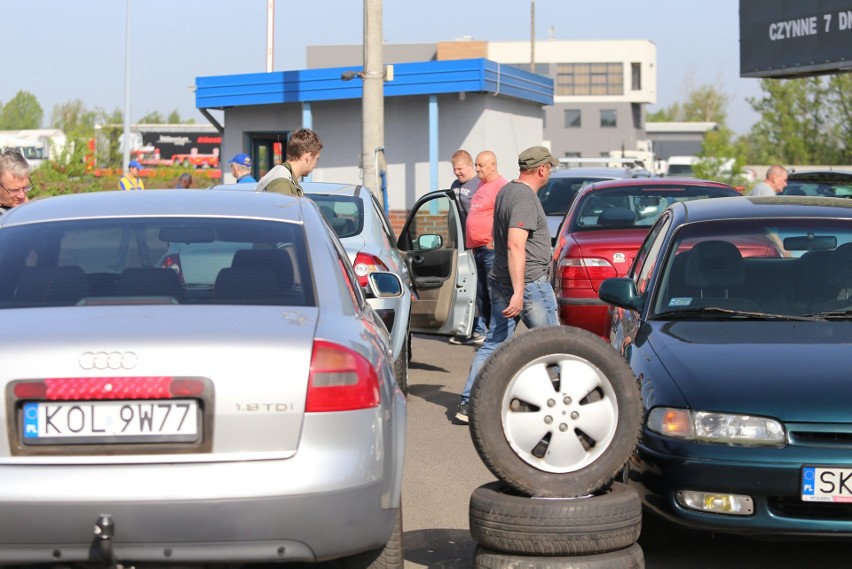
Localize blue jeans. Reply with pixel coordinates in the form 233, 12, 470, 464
461, 275, 558, 401
472, 247, 495, 335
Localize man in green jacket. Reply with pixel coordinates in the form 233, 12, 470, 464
256, 128, 323, 196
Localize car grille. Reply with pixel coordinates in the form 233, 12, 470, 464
769, 497, 852, 520
788, 430, 852, 447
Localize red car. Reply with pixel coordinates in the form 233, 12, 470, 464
551, 178, 740, 337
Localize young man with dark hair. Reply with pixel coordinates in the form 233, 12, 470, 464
257, 129, 324, 197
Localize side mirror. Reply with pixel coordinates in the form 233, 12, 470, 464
417, 234, 443, 251
598, 277, 643, 312
366, 272, 404, 298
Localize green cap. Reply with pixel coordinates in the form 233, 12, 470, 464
518, 146, 559, 170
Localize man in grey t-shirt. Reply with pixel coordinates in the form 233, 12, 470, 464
455, 146, 560, 423
751, 164, 787, 196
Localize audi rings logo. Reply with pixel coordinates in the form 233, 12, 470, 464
79, 351, 139, 370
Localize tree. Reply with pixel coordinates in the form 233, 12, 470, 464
50, 99, 99, 138
693, 126, 748, 187
139, 111, 165, 124
647, 83, 728, 124
0, 90, 44, 129
746, 77, 842, 165
827, 74, 852, 163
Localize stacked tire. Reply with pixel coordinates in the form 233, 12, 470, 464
468, 326, 645, 568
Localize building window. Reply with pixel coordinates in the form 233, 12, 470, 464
564, 152, 581, 158
631, 62, 641, 91
564, 109, 581, 128
556, 62, 623, 96
600, 109, 617, 128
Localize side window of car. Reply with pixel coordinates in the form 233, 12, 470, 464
633, 214, 671, 296
399, 195, 458, 251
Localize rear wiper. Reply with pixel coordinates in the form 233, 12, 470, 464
656, 307, 821, 322
801, 310, 852, 320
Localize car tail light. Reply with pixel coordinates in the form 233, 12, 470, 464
12, 377, 205, 400
306, 340, 380, 412
352, 252, 389, 288
557, 258, 617, 292
161, 254, 185, 284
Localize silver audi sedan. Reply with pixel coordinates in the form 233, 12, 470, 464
0, 189, 407, 567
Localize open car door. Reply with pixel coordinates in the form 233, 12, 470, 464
398, 190, 476, 336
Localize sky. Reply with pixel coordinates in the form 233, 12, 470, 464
2, 0, 762, 134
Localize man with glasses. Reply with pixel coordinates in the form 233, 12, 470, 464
0, 149, 33, 215
455, 146, 560, 423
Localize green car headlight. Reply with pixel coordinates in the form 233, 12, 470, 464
647, 407, 785, 445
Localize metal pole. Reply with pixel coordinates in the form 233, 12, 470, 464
361, 0, 384, 199
121, 0, 132, 174
266, 0, 274, 73
531, 0, 535, 68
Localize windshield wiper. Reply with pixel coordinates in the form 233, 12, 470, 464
655, 307, 822, 322
801, 310, 852, 320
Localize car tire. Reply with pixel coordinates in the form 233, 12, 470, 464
341, 506, 403, 569
474, 543, 644, 569
469, 481, 641, 556
393, 337, 409, 395
469, 325, 642, 498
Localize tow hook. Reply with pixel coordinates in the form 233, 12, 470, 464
93, 514, 119, 569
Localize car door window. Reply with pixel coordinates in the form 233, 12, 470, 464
632, 214, 671, 296
398, 195, 458, 251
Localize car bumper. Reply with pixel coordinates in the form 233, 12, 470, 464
556, 296, 608, 337
632, 442, 852, 538
0, 411, 404, 565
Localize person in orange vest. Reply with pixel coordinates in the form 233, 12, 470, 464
119, 160, 145, 191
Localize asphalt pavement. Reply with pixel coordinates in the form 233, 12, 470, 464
402, 333, 852, 569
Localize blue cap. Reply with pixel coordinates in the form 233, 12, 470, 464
229, 153, 252, 167
128, 160, 142, 170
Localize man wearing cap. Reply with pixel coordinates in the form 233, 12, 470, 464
229, 153, 256, 184
456, 145, 559, 423
119, 160, 145, 191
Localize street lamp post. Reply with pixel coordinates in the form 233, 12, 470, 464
122, 0, 132, 174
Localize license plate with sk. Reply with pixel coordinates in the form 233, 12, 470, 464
22, 400, 200, 445
801, 466, 852, 503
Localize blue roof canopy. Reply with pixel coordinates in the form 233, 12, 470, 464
196, 58, 553, 109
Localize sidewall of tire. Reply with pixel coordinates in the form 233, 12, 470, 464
474, 543, 644, 569
470, 326, 642, 498
469, 481, 641, 556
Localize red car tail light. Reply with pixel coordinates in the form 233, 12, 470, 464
306, 340, 380, 412
557, 258, 617, 292
12, 377, 205, 401
352, 252, 389, 288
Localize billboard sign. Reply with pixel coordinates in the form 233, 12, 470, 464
740, 0, 852, 78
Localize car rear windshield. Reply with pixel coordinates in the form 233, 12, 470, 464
537, 177, 612, 216
308, 195, 364, 238
569, 185, 738, 232
0, 217, 315, 308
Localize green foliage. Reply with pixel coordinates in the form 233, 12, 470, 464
647, 104, 681, 122
50, 99, 99, 138
693, 126, 748, 187
647, 85, 728, 124
31, 164, 211, 198
746, 77, 847, 165
0, 90, 44, 129
139, 111, 166, 124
